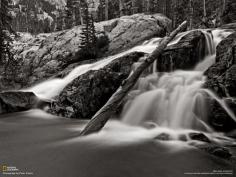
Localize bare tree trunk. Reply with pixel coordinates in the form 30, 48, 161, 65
203, 0, 206, 18
221, 0, 226, 18
202, 0, 209, 28
132, 0, 138, 14
172, 0, 177, 28
105, 0, 109, 20
163, 0, 167, 15
80, 21, 188, 136
146, 0, 151, 14
119, 0, 125, 17
189, 0, 194, 30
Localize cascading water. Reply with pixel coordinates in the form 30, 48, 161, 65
122, 29, 235, 132
24, 30, 203, 99
122, 71, 211, 131
2, 29, 236, 177
26, 28, 235, 132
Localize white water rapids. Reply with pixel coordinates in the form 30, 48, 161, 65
26, 29, 232, 100
26, 28, 235, 131
1, 29, 236, 177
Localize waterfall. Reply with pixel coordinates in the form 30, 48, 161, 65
2, 29, 236, 176
122, 71, 210, 130
201, 30, 216, 55
121, 29, 235, 131
26, 29, 233, 102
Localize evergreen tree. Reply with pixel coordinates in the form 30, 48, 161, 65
0, 0, 14, 74
79, 0, 98, 60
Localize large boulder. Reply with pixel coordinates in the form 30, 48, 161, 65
8, 13, 170, 90
204, 32, 236, 97
0, 91, 41, 114
102, 13, 171, 54
156, 30, 206, 72
204, 32, 236, 131
49, 52, 145, 119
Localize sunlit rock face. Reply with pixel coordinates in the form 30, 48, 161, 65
8, 13, 170, 89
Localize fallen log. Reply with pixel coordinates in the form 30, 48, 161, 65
80, 21, 188, 136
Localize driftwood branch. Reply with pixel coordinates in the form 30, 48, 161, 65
80, 21, 187, 136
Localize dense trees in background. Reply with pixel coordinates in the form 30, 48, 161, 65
8, 0, 236, 34
11, 0, 57, 33
66, 0, 84, 28
0, 0, 15, 75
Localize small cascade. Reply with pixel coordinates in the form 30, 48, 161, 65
26, 28, 233, 102
3, 28, 236, 176
121, 29, 235, 131
122, 71, 210, 131
194, 54, 216, 72
201, 30, 216, 56
212, 29, 234, 46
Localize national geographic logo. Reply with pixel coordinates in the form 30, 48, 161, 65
0, 165, 19, 173
0, 165, 34, 176
1, 165, 7, 172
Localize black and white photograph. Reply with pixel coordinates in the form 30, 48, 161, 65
0, 0, 236, 176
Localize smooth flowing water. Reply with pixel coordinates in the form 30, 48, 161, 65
122, 29, 235, 131
26, 28, 233, 100
0, 110, 235, 177
1, 29, 236, 177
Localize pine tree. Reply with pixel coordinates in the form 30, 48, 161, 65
105, 0, 109, 20
0, 0, 14, 74
79, 0, 98, 60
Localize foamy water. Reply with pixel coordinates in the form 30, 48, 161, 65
26, 28, 232, 100
121, 28, 235, 132
2, 28, 236, 177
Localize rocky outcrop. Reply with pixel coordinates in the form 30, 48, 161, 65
31, 29, 208, 119
222, 0, 236, 25
49, 52, 144, 119
156, 30, 206, 72
103, 13, 171, 54
204, 32, 236, 131
193, 143, 232, 159
8, 13, 170, 90
0, 91, 41, 114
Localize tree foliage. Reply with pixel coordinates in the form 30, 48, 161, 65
9, 0, 235, 34
79, 0, 98, 60
0, 0, 15, 75
66, 0, 83, 29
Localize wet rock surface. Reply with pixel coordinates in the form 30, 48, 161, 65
204, 32, 236, 131
0, 91, 40, 114
49, 52, 144, 119
194, 143, 232, 159
189, 132, 211, 143
157, 30, 206, 72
